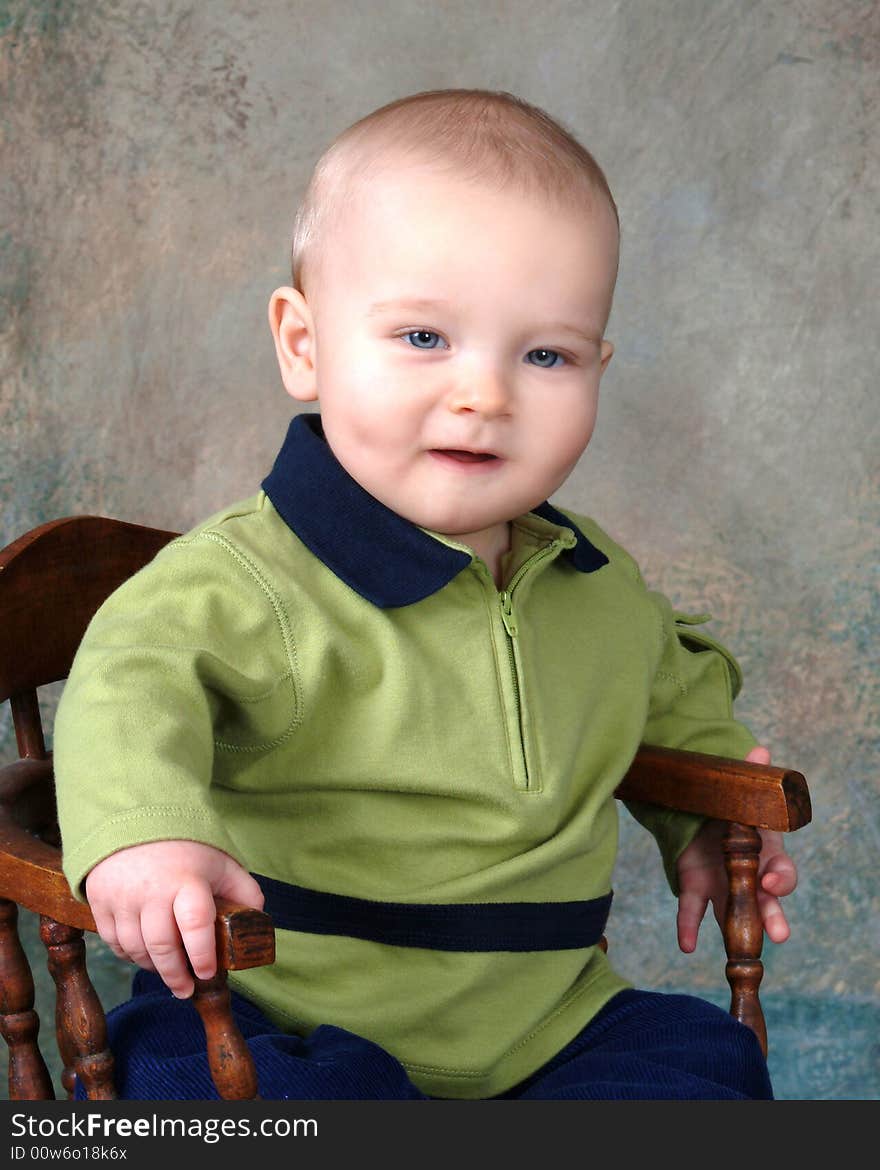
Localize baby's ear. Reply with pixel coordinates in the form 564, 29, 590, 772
268, 287, 317, 401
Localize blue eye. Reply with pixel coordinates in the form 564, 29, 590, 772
526, 348, 565, 368
405, 330, 444, 349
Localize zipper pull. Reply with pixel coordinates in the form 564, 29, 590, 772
499, 591, 518, 637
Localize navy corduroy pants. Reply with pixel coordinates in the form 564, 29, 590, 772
75, 971, 773, 1101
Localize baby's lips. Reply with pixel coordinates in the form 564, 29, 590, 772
432, 449, 498, 462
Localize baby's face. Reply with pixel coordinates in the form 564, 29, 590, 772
284, 163, 617, 561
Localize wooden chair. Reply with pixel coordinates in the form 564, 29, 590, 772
0, 515, 811, 1100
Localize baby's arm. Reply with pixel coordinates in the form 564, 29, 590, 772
675, 746, 799, 952
85, 841, 265, 998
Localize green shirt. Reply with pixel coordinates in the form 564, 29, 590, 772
55, 413, 757, 1099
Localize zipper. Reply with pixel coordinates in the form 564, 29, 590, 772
495, 544, 559, 791
499, 587, 528, 787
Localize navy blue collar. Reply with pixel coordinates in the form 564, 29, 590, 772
262, 413, 607, 607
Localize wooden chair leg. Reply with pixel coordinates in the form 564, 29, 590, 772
191, 971, 260, 1099
39, 917, 116, 1099
722, 822, 767, 1056
0, 899, 54, 1098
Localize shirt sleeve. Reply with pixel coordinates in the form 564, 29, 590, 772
54, 530, 298, 899
624, 590, 759, 895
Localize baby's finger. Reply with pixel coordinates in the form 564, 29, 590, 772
761, 857, 798, 898
113, 911, 156, 972
139, 903, 193, 998
173, 881, 219, 983
90, 905, 127, 962
745, 745, 772, 766
676, 890, 709, 954
218, 865, 266, 913
757, 890, 790, 944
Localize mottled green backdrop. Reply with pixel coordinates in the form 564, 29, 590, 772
1, 0, 877, 1099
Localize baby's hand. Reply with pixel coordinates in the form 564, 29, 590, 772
675, 746, 799, 953
85, 841, 264, 998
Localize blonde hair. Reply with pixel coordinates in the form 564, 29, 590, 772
291, 89, 619, 294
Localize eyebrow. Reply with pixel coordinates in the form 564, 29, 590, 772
542, 322, 603, 346
366, 297, 452, 318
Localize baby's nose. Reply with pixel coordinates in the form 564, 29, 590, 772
447, 363, 513, 418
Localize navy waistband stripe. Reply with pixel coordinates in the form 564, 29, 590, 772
251, 873, 612, 953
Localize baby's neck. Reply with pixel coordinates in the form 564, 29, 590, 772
462, 522, 512, 589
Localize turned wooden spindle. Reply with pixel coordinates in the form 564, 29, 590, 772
0, 898, 54, 1098
10, 690, 47, 762
191, 971, 260, 1099
54, 994, 79, 1100
722, 822, 767, 1056
39, 916, 116, 1099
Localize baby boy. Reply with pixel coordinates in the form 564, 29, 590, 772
56, 89, 796, 1100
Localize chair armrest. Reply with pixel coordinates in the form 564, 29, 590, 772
615, 744, 811, 832
0, 813, 94, 929
615, 745, 811, 1056
0, 812, 275, 971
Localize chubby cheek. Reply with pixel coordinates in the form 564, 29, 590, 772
536, 397, 598, 472
326, 392, 414, 457
320, 336, 417, 415
317, 386, 417, 491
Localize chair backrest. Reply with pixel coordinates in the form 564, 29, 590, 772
0, 515, 177, 716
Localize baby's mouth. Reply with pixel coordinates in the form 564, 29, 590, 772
432, 449, 498, 463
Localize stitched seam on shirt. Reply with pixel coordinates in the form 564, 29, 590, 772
198, 530, 303, 752
653, 596, 690, 698
66, 807, 225, 871
654, 669, 688, 697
